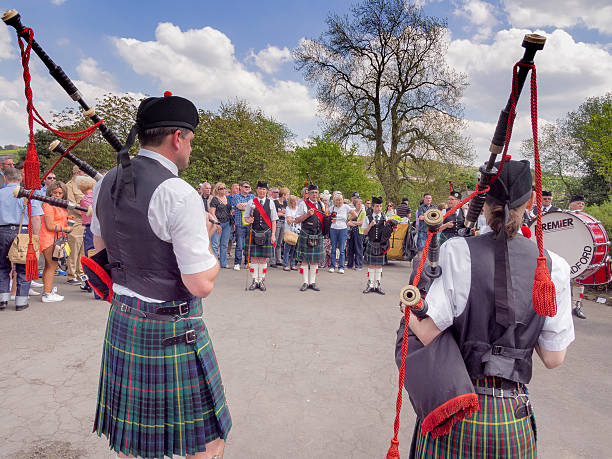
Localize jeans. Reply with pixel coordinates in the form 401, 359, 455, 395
417, 231, 428, 250
0, 226, 31, 305
234, 224, 250, 265
83, 224, 94, 254
346, 229, 363, 268
213, 221, 232, 267
283, 242, 296, 268
273, 222, 285, 264
329, 227, 348, 269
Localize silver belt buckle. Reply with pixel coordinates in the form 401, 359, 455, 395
178, 302, 189, 316
120, 303, 129, 313
185, 329, 196, 344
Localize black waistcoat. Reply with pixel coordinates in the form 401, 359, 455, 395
252, 198, 272, 231
452, 232, 551, 384
96, 156, 192, 301
442, 209, 465, 238
368, 214, 386, 242
301, 201, 324, 235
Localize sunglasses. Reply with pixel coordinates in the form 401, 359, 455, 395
219, 186, 226, 190
46, 177, 56, 181
242, 185, 251, 189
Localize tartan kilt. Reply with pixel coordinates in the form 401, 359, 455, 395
94, 294, 232, 458
410, 377, 537, 458
246, 228, 274, 259
364, 240, 388, 265
295, 232, 324, 263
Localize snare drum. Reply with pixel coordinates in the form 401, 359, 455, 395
529, 210, 610, 281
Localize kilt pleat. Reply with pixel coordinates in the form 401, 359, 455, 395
364, 242, 387, 265
246, 228, 274, 259
295, 232, 324, 263
410, 377, 536, 459
94, 294, 231, 458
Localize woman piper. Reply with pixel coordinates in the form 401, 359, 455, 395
401, 160, 574, 458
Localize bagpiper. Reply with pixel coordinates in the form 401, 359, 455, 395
362, 196, 396, 294
294, 184, 325, 291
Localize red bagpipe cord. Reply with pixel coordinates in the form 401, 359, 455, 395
16, 28, 102, 280
386, 60, 555, 458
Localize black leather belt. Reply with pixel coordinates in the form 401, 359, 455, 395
474, 386, 523, 398
118, 301, 190, 321
162, 329, 196, 346
0, 224, 27, 228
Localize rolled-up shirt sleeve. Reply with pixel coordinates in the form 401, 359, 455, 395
537, 251, 575, 351
150, 178, 217, 275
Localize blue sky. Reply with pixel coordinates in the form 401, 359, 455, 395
1, 0, 610, 165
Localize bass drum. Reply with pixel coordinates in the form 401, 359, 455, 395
529, 210, 611, 281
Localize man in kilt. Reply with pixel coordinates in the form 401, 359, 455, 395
90, 93, 231, 459
294, 184, 325, 291
243, 180, 278, 291
362, 196, 395, 295
399, 160, 574, 458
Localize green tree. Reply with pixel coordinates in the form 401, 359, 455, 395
294, 0, 472, 203
293, 136, 381, 198
184, 101, 294, 189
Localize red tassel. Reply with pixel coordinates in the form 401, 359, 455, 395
533, 257, 557, 317
422, 393, 479, 438
23, 141, 40, 189
386, 438, 400, 458
25, 243, 39, 281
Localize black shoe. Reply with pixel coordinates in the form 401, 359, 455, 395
258, 281, 266, 292
0, 301, 6, 310
573, 304, 587, 319
66, 279, 82, 286
363, 283, 374, 294
80, 283, 92, 292
375, 284, 386, 295
248, 280, 258, 291
309, 283, 320, 291
15, 303, 29, 311
300, 283, 309, 291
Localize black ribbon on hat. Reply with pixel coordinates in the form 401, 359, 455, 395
113, 122, 139, 201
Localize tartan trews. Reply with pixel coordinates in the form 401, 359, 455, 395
94, 294, 231, 458
410, 378, 537, 459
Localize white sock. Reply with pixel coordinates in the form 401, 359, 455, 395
374, 268, 382, 284
259, 263, 267, 282
249, 263, 257, 280
301, 265, 309, 284
308, 265, 317, 284
367, 268, 375, 286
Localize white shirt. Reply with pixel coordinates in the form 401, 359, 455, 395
284, 206, 300, 232
91, 149, 217, 302
243, 197, 279, 222
296, 199, 322, 218
330, 203, 352, 230
424, 236, 575, 352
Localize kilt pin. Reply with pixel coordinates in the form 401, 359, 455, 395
94, 294, 231, 458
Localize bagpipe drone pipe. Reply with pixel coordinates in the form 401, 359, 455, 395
3, 9, 124, 289
386, 34, 549, 458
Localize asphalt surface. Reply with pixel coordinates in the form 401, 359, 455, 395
0, 262, 610, 458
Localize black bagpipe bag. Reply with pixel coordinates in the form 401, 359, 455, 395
80, 249, 113, 303
395, 316, 479, 438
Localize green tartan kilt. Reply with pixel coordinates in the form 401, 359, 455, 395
295, 232, 324, 263
94, 294, 232, 458
410, 378, 537, 458
246, 228, 274, 259
364, 240, 388, 265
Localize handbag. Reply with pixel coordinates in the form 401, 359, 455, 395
7, 199, 40, 264
52, 229, 71, 270
283, 229, 298, 246
252, 230, 267, 246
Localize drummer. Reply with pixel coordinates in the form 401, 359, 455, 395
568, 195, 585, 212
568, 195, 587, 319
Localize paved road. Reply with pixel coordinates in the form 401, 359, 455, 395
1, 262, 610, 458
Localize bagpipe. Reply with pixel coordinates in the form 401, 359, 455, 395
13, 185, 93, 216
386, 34, 550, 458
3, 9, 121, 297
305, 171, 334, 236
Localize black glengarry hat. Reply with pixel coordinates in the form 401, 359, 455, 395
308, 184, 318, 191
569, 194, 585, 204
137, 93, 199, 132
372, 196, 383, 205
542, 190, 552, 197
450, 191, 462, 200
486, 160, 532, 209
256, 180, 268, 189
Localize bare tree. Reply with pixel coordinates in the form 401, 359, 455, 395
294, 0, 472, 202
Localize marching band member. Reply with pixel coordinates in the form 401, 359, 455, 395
362, 197, 395, 294
568, 194, 587, 319
91, 93, 231, 459
402, 160, 574, 458
294, 184, 325, 291
243, 180, 278, 291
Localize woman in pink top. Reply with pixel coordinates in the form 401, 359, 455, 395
39, 181, 72, 302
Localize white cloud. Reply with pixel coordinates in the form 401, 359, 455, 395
111, 22, 318, 126
249, 45, 292, 74
56, 38, 69, 47
454, 0, 499, 42
76, 57, 117, 90
0, 21, 14, 60
502, 0, 612, 35
51, 0, 67, 5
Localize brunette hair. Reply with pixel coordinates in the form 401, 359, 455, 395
484, 202, 525, 239
46, 180, 68, 199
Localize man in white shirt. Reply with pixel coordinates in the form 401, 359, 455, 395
294, 184, 326, 291
90, 93, 230, 459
